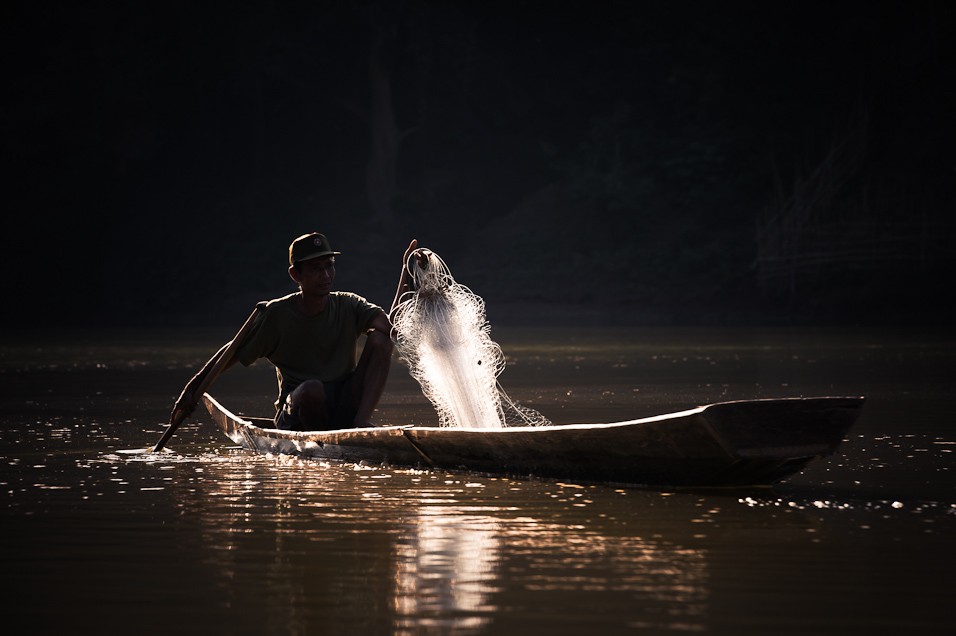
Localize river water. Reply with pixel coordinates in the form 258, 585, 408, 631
2, 326, 953, 635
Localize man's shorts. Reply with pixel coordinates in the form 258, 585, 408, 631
274, 376, 357, 431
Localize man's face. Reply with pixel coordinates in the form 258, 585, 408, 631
296, 256, 336, 296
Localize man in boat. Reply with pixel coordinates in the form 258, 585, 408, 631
171, 232, 419, 430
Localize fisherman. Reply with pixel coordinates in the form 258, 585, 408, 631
171, 232, 419, 431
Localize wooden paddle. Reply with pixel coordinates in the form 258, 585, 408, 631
152, 304, 262, 452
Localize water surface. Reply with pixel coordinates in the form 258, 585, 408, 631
2, 326, 953, 634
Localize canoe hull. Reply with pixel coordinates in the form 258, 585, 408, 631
202, 394, 864, 487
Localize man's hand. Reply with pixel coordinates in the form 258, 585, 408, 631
171, 381, 200, 421
402, 239, 418, 272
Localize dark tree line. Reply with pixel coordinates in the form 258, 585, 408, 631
5, 1, 954, 327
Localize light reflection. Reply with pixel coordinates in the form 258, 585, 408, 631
500, 519, 708, 610
392, 507, 500, 635
19, 428, 956, 634
85, 441, 949, 632
392, 498, 710, 634
165, 457, 713, 634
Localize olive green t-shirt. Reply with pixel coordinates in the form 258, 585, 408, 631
235, 291, 382, 410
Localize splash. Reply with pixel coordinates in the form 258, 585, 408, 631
390, 248, 549, 429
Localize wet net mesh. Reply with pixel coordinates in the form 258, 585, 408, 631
390, 249, 550, 429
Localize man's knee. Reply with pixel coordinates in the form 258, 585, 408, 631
291, 379, 326, 403
289, 380, 327, 424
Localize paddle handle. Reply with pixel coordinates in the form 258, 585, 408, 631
152, 304, 262, 452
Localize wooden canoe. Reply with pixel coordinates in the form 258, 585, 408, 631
201, 394, 864, 488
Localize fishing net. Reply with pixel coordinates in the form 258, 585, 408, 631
390, 248, 550, 429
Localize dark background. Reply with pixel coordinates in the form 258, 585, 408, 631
5, 0, 954, 329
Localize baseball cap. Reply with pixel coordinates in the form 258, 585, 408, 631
289, 232, 341, 265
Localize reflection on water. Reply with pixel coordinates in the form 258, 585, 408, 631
2, 326, 955, 634
73, 443, 953, 635
129, 451, 716, 634
393, 507, 500, 634
498, 513, 709, 634
393, 505, 711, 634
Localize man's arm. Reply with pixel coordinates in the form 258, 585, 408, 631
367, 309, 394, 337
171, 342, 240, 420
353, 308, 396, 427
169, 303, 263, 422
391, 238, 419, 313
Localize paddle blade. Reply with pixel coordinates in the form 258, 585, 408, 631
151, 407, 188, 452
118, 448, 172, 455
